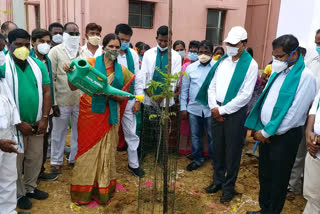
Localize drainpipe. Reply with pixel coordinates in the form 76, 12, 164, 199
81, 0, 85, 45
261, 0, 272, 68
13, 0, 26, 29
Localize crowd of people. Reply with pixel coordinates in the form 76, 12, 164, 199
0, 19, 319, 214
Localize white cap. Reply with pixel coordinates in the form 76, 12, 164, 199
223, 26, 247, 45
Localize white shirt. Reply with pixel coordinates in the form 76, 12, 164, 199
208, 56, 258, 115
309, 89, 320, 135
307, 56, 320, 90
140, 47, 182, 107
261, 67, 317, 138
80, 43, 103, 59
117, 48, 144, 96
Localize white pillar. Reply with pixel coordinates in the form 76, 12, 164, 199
13, 0, 26, 29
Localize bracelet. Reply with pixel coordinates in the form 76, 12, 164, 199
42, 115, 48, 118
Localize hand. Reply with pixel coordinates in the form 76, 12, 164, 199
63, 63, 72, 73
215, 115, 225, 122
211, 107, 220, 119
180, 111, 188, 120
52, 105, 60, 117
132, 101, 141, 114
306, 130, 320, 158
254, 130, 270, 144
0, 139, 19, 154
17, 122, 33, 136
36, 118, 48, 135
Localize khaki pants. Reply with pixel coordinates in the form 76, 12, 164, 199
303, 153, 320, 214
17, 135, 43, 198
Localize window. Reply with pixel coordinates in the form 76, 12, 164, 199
129, 0, 154, 29
206, 9, 225, 45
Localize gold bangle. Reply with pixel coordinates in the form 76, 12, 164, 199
42, 115, 48, 118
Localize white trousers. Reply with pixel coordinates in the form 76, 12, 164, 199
122, 99, 140, 168
51, 105, 79, 165
303, 153, 320, 214
0, 151, 17, 214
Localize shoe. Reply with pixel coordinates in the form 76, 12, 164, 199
128, 165, 145, 177
186, 153, 194, 161
246, 211, 262, 214
220, 192, 235, 203
17, 196, 32, 209
205, 184, 222, 194
26, 188, 49, 200
186, 161, 202, 171
18, 212, 31, 214
38, 172, 58, 181
50, 166, 62, 174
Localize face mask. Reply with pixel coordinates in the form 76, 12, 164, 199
52, 34, 63, 44
198, 54, 211, 64
37, 43, 51, 55
120, 42, 130, 51
104, 49, 119, 61
272, 58, 288, 73
188, 52, 198, 61
13, 46, 30, 61
63, 32, 80, 58
178, 51, 185, 58
213, 55, 222, 61
157, 44, 168, 52
88, 35, 101, 46
0, 51, 5, 65
316, 46, 320, 56
226, 46, 239, 57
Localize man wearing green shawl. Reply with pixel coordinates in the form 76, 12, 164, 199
115, 24, 144, 177
198, 27, 258, 203
245, 35, 317, 214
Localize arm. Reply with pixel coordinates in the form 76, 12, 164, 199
132, 50, 143, 113
48, 48, 58, 105
171, 53, 182, 92
37, 84, 51, 134
180, 67, 190, 120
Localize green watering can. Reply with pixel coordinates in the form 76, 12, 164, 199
67, 59, 144, 102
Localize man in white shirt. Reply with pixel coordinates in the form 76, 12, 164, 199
245, 35, 317, 214
114, 23, 144, 177
203, 26, 258, 203
49, 22, 82, 174
80, 23, 103, 59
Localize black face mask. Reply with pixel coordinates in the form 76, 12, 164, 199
200, 59, 211, 66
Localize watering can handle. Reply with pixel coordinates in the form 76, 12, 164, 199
69, 61, 75, 69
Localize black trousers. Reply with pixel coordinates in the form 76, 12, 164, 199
212, 105, 247, 194
258, 126, 302, 214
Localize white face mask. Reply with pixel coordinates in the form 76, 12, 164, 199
157, 44, 168, 52
226, 46, 239, 57
198, 54, 211, 64
63, 32, 80, 59
0, 51, 5, 66
52, 34, 63, 44
178, 51, 185, 58
37, 43, 51, 55
272, 58, 288, 73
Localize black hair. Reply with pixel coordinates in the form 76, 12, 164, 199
8, 28, 30, 44
102, 33, 121, 47
213, 46, 225, 55
173, 40, 185, 50
246, 47, 254, 57
48, 22, 63, 32
199, 40, 213, 53
63, 22, 79, 31
272, 34, 300, 55
85, 23, 102, 33
0, 33, 5, 41
189, 40, 200, 50
156, 25, 168, 37
316, 29, 320, 35
1, 21, 17, 31
139, 43, 150, 51
241, 39, 248, 43
129, 43, 133, 49
115, 24, 133, 36
299, 46, 307, 56
31, 28, 51, 42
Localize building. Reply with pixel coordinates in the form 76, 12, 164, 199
1, 0, 286, 68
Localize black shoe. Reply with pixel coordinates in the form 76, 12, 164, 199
128, 165, 145, 177
186, 153, 194, 161
18, 212, 31, 214
38, 172, 58, 181
50, 166, 61, 174
186, 162, 202, 171
246, 211, 263, 214
205, 184, 222, 194
26, 188, 49, 200
17, 196, 32, 210
220, 192, 235, 203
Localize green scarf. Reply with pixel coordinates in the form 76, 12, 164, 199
196, 50, 252, 106
245, 54, 305, 136
30, 48, 54, 105
152, 48, 168, 95
125, 49, 135, 95
92, 54, 123, 124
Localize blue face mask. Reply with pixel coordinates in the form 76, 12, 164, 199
120, 42, 130, 51
316, 46, 320, 56
188, 52, 198, 61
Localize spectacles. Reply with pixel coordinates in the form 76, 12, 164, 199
68, 32, 80, 36
272, 53, 287, 60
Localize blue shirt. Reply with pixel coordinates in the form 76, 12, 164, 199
180, 60, 214, 117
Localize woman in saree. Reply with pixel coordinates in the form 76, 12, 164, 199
64, 33, 135, 205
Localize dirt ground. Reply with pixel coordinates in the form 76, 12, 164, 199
19, 134, 306, 214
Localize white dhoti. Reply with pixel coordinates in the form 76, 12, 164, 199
303, 152, 320, 214
122, 99, 140, 168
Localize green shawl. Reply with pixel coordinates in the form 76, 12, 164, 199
92, 54, 123, 125
196, 50, 252, 106
125, 49, 135, 95
245, 54, 305, 136
152, 48, 168, 95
